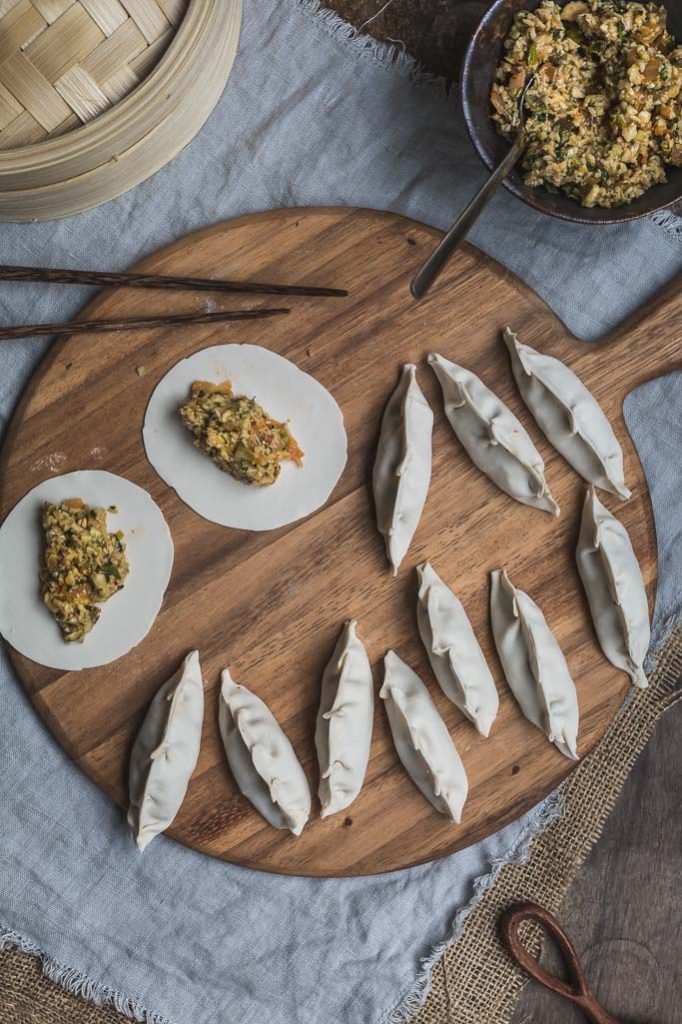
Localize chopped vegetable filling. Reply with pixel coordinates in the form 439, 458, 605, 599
179, 380, 304, 487
41, 499, 129, 643
491, 1, 682, 207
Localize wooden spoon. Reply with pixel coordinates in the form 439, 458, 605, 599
500, 902, 622, 1024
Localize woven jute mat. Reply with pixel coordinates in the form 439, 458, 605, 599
1, 627, 681, 1024
413, 623, 682, 1024
0, 944, 123, 1024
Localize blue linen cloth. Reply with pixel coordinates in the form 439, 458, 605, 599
0, 1, 680, 1022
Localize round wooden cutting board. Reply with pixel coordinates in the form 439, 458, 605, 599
1, 208, 680, 876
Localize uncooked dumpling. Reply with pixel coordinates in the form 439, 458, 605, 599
315, 620, 374, 818
490, 570, 579, 760
416, 562, 499, 737
503, 327, 630, 500
380, 650, 468, 823
576, 487, 649, 688
219, 669, 311, 835
128, 650, 205, 852
428, 352, 559, 516
373, 364, 433, 574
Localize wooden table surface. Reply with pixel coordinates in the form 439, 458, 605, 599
328, 1, 682, 1019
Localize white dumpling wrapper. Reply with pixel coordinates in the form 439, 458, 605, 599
503, 327, 630, 500
490, 570, 579, 760
380, 650, 468, 823
0, 470, 174, 671
428, 352, 559, 516
315, 620, 374, 818
219, 669, 311, 835
576, 487, 650, 689
416, 562, 499, 738
373, 364, 433, 574
128, 650, 204, 852
143, 344, 347, 531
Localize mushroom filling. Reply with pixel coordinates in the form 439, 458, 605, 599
179, 380, 304, 487
491, 1, 682, 208
41, 499, 129, 643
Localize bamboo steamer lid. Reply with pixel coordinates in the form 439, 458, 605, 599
0, 0, 242, 220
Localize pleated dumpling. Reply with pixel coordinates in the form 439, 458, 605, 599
490, 571, 579, 760
503, 327, 630, 500
219, 669, 311, 835
373, 364, 433, 575
315, 620, 374, 818
128, 649, 204, 852
416, 562, 499, 738
380, 650, 468, 823
576, 487, 650, 688
428, 352, 558, 516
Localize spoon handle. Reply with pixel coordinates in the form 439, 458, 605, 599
500, 902, 622, 1024
411, 131, 525, 300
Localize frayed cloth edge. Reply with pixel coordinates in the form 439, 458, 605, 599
648, 608, 682, 672
0, 5, 677, 1022
289, 0, 452, 99
0, 928, 171, 1024
291, 0, 682, 243
377, 610, 682, 1024
650, 208, 682, 241
377, 790, 565, 1024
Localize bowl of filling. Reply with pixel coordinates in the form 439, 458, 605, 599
461, 0, 682, 222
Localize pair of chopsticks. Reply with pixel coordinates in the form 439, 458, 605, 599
0, 264, 348, 341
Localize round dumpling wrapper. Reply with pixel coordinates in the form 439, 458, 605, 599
0, 470, 174, 671
142, 344, 347, 530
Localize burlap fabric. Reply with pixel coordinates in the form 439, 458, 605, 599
0, 945, 123, 1024
411, 623, 682, 1024
2, 627, 680, 1024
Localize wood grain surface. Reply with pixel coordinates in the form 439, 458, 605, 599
0, 207, 679, 877
501, 903, 622, 1023
513, 702, 682, 1024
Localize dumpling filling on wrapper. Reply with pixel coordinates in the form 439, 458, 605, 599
143, 344, 347, 531
0, 470, 174, 672
178, 379, 304, 488
40, 497, 130, 644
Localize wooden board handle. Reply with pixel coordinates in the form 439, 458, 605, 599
598, 272, 682, 399
500, 902, 622, 1024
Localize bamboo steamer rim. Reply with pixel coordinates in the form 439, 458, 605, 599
0, 0, 238, 184
0, 0, 207, 166
0, 64, 233, 220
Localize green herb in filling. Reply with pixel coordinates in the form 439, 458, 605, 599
41, 499, 129, 643
490, 0, 682, 208
178, 380, 304, 487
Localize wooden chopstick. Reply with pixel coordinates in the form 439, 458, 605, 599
0, 264, 348, 298
0, 307, 289, 341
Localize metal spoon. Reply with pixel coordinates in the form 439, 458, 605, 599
411, 75, 535, 301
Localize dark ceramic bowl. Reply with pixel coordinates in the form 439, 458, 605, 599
461, 0, 682, 224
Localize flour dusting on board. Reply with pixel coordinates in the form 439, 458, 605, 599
31, 451, 67, 474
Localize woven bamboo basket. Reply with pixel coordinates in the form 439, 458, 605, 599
0, 0, 241, 220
